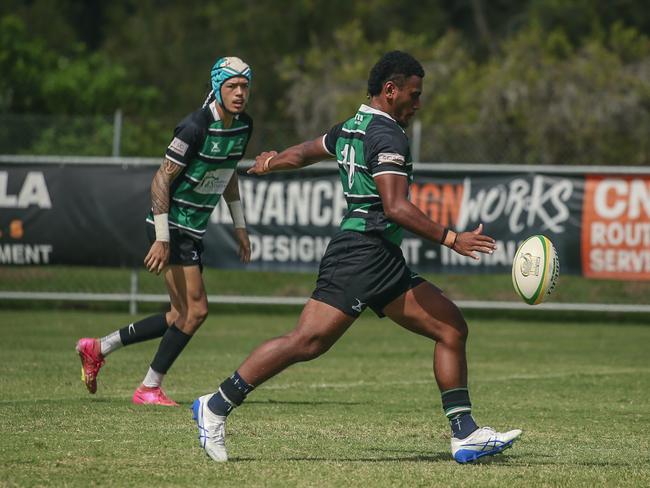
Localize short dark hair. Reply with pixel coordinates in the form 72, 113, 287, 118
367, 51, 425, 97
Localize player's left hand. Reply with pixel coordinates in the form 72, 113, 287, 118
235, 228, 251, 264
248, 151, 278, 175
452, 223, 497, 260
144, 240, 170, 275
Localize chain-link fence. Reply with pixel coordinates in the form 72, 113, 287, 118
1, 113, 648, 165
416, 124, 650, 165
0, 113, 117, 156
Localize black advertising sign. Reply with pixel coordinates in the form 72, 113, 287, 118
0, 163, 152, 267
1, 161, 649, 279
207, 170, 585, 276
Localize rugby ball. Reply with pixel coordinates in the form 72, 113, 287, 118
511, 235, 560, 305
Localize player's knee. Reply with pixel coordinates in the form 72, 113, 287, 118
457, 317, 469, 342
443, 316, 468, 347
195, 304, 209, 325
187, 302, 209, 327
291, 333, 330, 361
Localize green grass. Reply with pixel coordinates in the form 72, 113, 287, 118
1, 310, 649, 487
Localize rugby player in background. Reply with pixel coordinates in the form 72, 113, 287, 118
76, 57, 253, 406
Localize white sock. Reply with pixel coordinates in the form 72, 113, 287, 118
142, 367, 165, 388
99, 331, 123, 356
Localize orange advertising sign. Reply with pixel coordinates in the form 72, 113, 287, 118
581, 176, 650, 280
410, 182, 464, 227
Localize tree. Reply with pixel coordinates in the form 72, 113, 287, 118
0, 14, 161, 154
1, 1, 648, 162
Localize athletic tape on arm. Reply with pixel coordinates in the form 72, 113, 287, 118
227, 200, 246, 228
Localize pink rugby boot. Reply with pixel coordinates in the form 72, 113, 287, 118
76, 338, 105, 394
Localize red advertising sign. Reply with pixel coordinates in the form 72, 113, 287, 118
581, 176, 650, 280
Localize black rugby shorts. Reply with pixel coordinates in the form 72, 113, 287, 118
146, 223, 203, 269
311, 230, 424, 318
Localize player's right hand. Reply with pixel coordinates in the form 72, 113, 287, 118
452, 223, 497, 260
247, 150, 278, 175
144, 241, 170, 275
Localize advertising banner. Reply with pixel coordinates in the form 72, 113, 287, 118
208, 170, 584, 276
581, 175, 650, 279
0, 164, 152, 267
1, 160, 648, 280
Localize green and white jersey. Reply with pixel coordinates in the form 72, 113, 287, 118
146, 100, 253, 240
323, 104, 412, 246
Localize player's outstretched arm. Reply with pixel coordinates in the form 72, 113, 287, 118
247, 136, 333, 175
144, 159, 183, 274
375, 173, 496, 260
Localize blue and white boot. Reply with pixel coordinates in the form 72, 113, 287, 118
451, 426, 522, 463
192, 394, 228, 462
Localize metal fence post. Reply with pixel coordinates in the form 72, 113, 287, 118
112, 109, 123, 157
411, 119, 422, 162
129, 268, 138, 315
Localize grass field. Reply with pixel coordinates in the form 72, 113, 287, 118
1, 309, 649, 487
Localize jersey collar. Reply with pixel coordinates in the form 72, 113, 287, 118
208, 99, 241, 123
359, 104, 395, 122
208, 100, 221, 122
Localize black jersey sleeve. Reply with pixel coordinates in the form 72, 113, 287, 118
364, 121, 410, 177
322, 122, 344, 157
164, 116, 205, 167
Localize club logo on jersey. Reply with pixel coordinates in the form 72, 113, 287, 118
169, 137, 189, 156
377, 152, 405, 166
194, 168, 234, 195
211, 141, 221, 153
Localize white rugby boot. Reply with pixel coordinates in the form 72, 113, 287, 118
451, 426, 522, 463
192, 394, 228, 462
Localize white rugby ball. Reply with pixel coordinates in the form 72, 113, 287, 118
511, 235, 560, 305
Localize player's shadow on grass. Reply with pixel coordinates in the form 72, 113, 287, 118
244, 399, 365, 406
5, 398, 131, 406
231, 447, 525, 464
24, 398, 364, 408
231, 452, 452, 463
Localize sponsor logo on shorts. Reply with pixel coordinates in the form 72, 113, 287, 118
169, 137, 189, 156
377, 152, 405, 165
351, 298, 365, 313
